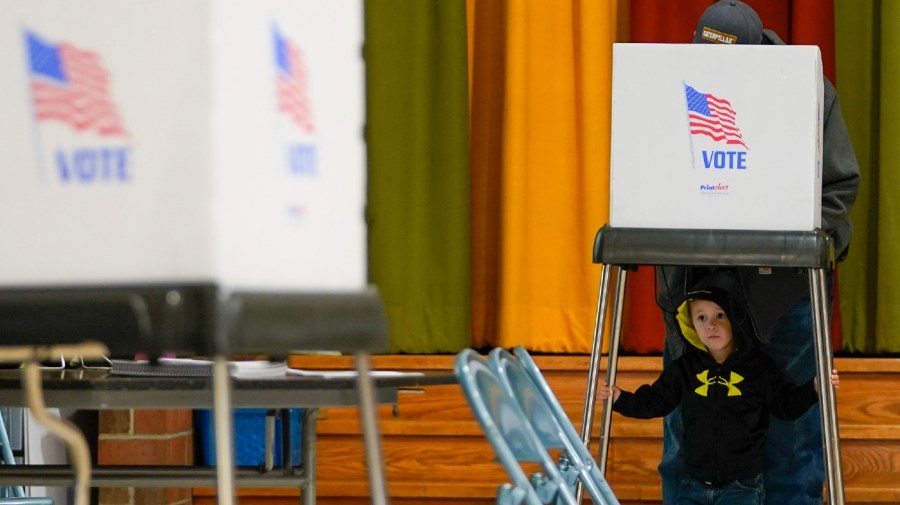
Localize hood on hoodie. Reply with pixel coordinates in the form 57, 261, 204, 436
675, 269, 758, 354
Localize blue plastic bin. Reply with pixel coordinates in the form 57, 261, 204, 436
196, 409, 302, 467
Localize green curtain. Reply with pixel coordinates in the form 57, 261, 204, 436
836, 0, 900, 353
365, 0, 471, 353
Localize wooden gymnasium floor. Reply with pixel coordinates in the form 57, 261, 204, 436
192, 353, 900, 505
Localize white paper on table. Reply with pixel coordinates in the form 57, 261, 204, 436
157, 357, 288, 378
286, 368, 425, 379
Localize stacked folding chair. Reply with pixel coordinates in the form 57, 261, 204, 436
455, 348, 619, 505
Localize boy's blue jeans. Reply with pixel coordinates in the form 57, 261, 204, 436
677, 474, 764, 505
660, 297, 825, 505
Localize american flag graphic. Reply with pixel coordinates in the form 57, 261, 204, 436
685, 84, 746, 149
274, 28, 314, 133
26, 30, 128, 137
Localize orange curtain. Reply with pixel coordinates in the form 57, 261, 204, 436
467, 0, 839, 354
469, 0, 621, 352
622, 0, 840, 353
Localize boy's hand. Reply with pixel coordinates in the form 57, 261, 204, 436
813, 369, 840, 393
599, 383, 621, 403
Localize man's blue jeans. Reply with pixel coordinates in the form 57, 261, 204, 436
677, 474, 764, 505
659, 297, 825, 505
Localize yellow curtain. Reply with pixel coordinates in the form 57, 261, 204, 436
470, 0, 622, 352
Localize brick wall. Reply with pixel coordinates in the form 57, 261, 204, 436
97, 409, 194, 505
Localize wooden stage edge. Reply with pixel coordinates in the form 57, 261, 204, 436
192, 354, 900, 505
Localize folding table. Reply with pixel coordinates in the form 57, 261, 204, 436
0, 286, 392, 505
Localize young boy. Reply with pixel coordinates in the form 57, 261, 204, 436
600, 271, 839, 505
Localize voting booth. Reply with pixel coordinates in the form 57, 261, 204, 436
581, 44, 845, 504
0, 0, 366, 292
610, 43, 824, 231
0, 3, 389, 504
0, 0, 385, 357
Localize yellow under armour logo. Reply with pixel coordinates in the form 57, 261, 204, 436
695, 370, 712, 396
694, 371, 744, 397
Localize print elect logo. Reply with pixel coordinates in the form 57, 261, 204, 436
26, 29, 131, 185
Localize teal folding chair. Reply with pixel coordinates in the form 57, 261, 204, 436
455, 349, 578, 505
0, 499, 54, 505
489, 347, 619, 505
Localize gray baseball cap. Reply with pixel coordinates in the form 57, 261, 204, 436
693, 0, 764, 45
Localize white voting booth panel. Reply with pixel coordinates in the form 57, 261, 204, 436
610, 43, 823, 231
0, 0, 366, 291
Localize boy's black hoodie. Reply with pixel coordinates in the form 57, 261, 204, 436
613, 270, 819, 484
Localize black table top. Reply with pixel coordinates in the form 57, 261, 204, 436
0, 368, 457, 409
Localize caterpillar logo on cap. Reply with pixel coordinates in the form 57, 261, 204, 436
701, 26, 738, 44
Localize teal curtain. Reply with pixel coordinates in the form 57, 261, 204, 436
365, 0, 471, 353
836, 0, 900, 352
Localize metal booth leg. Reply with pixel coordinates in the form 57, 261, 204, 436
597, 267, 628, 475
580, 265, 629, 484
354, 352, 389, 505
580, 264, 612, 458
809, 268, 845, 505
576, 263, 614, 502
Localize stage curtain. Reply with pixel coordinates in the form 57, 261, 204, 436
469, 0, 620, 352
622, 0, 840, 354
365, 0, 472, 352
468, 0, 506, 347
836, 0, 900, 353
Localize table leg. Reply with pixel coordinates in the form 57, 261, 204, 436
213, 356, 236, 505
302, 408, 318, 505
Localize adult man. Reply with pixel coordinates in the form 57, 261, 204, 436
655, 1, 860, 504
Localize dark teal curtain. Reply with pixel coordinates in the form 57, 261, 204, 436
365, 0, 471, 353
